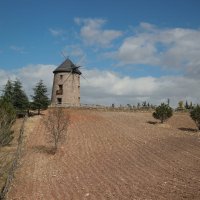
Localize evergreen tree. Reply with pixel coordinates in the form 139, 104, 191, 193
185, 100, 189, 109
142, 101, 147, 107
12, 79, 29, 113
32, 80, 49, 115
1, 80, 14, 103
189, 102, 193, 109
167, 98, 170, 106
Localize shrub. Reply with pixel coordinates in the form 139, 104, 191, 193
178, 101, 184, 109
153, 103, 173, 123
190, 105, 200, 130
0, 100, 16, 146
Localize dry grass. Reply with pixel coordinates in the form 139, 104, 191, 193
0, 118, 23, 191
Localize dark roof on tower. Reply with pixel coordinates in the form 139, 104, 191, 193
53, 58, 82, 75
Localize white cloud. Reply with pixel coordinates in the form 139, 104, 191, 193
49, 28, 65, 37
10, 45, 26, 54
81, 70, 157, 96
139, 22, 156, 31
81, 69, 200, 107
114, 23, 200, 77
74, 18, 123, 47
116, 35, 159, 65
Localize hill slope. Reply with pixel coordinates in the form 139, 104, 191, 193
8, 110, 200, 199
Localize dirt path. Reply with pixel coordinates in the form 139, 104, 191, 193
7, 110, 200, 200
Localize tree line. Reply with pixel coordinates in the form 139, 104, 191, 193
1, 79, 49, 115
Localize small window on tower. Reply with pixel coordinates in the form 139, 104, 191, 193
56, 85, 63, 95
59, 85, 63, 90
60, 75, 63, 79
57, 98, 62, 104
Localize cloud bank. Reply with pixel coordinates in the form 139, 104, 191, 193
0, 64, 199, 107
114, 22, 200, 78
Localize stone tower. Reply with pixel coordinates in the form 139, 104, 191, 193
51, 58, 82, 106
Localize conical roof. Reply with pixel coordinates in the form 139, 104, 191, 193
53, 58, 82, 75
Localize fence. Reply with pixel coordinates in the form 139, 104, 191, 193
0, 116, 27, 200
49, 103, 155, 112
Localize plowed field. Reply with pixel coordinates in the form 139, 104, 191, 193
8, 110, 200, 200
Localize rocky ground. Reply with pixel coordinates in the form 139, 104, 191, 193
7, 110, 200, 200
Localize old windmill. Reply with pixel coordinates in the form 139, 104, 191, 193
51, 58, 82, 106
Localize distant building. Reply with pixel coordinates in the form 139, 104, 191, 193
51, 58, 82, 106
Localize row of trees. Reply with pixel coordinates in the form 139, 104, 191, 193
0, 79, 49, 146
1, 79, 49, 115
153, 103, 200, 130
177, 100, 194, 110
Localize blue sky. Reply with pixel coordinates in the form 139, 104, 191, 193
0, 0, 200, 106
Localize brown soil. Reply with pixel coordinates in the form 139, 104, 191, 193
7, 110, 200, 200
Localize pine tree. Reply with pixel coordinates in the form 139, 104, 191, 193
189, 102, 193, 109
1, 80, 14, 103
12, 79, 29, 113
167, 98, 170, 106
185, 100, 189, 109
32, 80, 49, 115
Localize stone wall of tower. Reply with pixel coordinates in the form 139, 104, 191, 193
51, 72, 80, 106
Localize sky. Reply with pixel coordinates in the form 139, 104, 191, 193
0, 0, 200, 107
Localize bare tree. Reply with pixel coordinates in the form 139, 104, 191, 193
43, 107, 70, 153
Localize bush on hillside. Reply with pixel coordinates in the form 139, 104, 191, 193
153, 103, 173, 123
0, 100, 16, 146
190, 105, 200, 130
